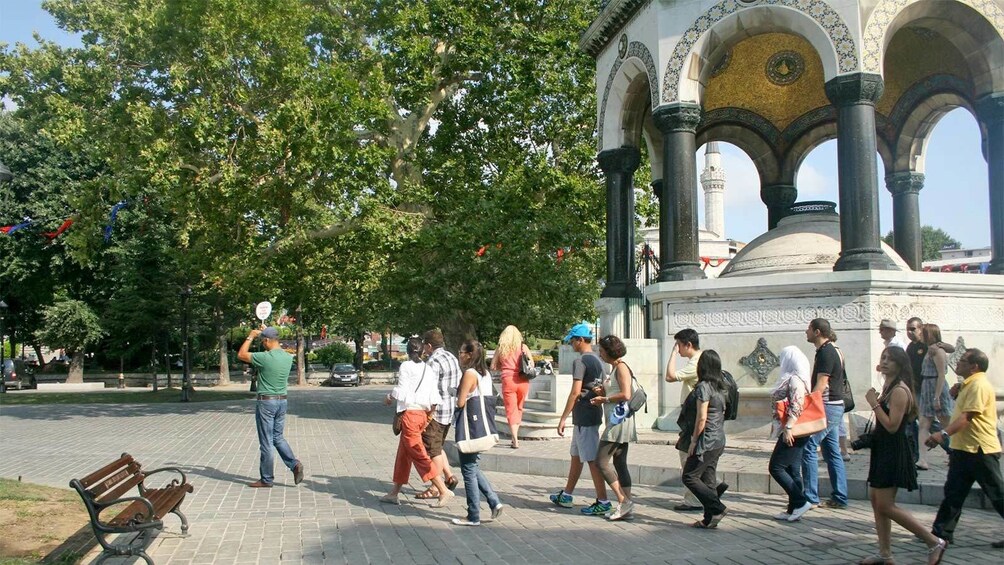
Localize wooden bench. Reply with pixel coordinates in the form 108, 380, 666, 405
70, 453, 194, 564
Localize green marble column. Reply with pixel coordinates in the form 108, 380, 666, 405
824, 73, 896, 271
653, 103, 705, 281
598, 146, 641, 297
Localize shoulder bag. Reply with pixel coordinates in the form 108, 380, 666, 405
392, 363, 427, 436
834, 346, 855, 412
454, 373, 500, 453
519, 347, 538, 380
775, 390, 828, 438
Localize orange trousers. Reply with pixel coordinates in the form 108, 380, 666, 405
393, 410, 437, 485
501, 374, 530, 428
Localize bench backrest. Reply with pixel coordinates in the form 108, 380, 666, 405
72, 453, 145, 505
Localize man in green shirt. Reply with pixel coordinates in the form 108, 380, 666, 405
238, 326, 304, 488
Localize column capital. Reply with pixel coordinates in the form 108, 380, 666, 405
760, 184, 797, 208
652, 103, 702, 134
975, 92, 1004, 125
597, 146, 641, 174
885, 171, 925, 196
825, 73, 884, 107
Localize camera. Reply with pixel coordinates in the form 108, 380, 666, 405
850, 433, 873, 451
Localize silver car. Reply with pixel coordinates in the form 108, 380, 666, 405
325, 363, 361, 387
1, 359, 36, 392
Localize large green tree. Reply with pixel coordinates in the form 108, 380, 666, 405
883, 226, 963, 262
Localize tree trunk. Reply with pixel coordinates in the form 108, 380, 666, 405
442, 312, 477, 353
296, 324, 306, 385
218, 332, 230, 385
352, 331, 365, 369
32, 344, 46, 370
151, 346, 159, 392
67, 350, 85, 383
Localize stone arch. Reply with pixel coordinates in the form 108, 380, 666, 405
885, 74, 975, 174
697, 109, 782, 184
781, 121, 894, 182
862, 0, 1004, 96
661, 1, 857, 104
599, 41, 659, 150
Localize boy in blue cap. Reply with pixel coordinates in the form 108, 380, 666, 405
549, 323, 612, 515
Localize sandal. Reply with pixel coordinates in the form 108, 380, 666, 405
445, 476, 459, 491
415, 488, 439, 499
858, 556, 894, 565
927, 538, 947, 565
432, 490, 454, 508
691, 520, 712, 529
707, 508, 728, 528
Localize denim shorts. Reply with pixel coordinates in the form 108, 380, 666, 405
570, 425, 601, 462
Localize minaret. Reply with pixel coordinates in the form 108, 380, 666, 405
700, 142, 726, 238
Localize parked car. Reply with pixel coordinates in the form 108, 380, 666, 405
324, 363, 362, 387
1, 359, 36, 392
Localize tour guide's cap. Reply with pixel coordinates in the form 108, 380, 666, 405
261, 327, 280, 339
879, 319, 896, 331
563, 322, 593, 343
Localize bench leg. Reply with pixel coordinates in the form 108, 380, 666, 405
172, 506, 190, 534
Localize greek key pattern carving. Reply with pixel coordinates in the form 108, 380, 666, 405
662, 0, 857, 103
862, 0, 1004, 73
599, 41, 658, 149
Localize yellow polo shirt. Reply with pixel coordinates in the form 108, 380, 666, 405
950, 372, 1001, 454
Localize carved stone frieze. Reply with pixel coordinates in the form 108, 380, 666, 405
947, 336, 968, 374
739, 338, 780, 385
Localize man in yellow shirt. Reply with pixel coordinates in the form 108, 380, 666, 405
926, 348, 1003, 547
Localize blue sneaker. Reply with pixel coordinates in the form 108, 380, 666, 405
549, 491, 573, 508
580, 500, 612, 516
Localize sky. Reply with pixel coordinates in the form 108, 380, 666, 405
0, 2, 992, 249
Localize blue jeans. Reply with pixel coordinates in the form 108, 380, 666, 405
770, 435, 810, 512
801, 403, 848, 505
256, 399, 299, 485
458, 451, 500, 522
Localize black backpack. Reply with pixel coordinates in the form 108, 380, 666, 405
722, 370, 739, 421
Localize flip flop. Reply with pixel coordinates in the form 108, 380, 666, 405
691, 520, 712, 529
415, 488, 439, 499
445, 476, 459, 491
707, 508, 728, 528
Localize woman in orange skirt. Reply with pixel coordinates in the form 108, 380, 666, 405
491, 325, 533, 449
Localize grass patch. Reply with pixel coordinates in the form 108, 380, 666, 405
0, 479, 88, 563
0, 387, 255, 406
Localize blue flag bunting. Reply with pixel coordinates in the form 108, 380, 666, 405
103, 200, 128, 242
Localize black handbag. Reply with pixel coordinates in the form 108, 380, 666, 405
519, 349, 537, 380
851, 415, 874, 450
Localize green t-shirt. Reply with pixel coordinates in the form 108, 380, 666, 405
251, 348, 293, 395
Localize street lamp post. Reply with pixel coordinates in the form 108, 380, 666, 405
180, 286, 192, 402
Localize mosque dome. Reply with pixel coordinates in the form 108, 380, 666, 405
719, 202, 908, 277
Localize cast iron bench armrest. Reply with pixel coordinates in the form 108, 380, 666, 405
142, 467, 189, 489
95, 496, 160, 529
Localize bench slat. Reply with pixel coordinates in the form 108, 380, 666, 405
107, 486, 188, 526
94, 471, 144, 505
79, 454, 134, 489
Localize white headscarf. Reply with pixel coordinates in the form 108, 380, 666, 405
775, 345, 810, 393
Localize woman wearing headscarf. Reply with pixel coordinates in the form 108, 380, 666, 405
491, 325, 533, 449
768, 345, 813, 522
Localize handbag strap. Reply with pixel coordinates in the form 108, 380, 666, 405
414, 362, 427, 393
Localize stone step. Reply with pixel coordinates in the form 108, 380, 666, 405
524, 398, 551, 411
494, 415, 562, 439
534, 390, 551, 401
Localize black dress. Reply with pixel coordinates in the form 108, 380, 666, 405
867, 386, 918, 491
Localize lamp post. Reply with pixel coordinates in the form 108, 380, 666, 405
180, 286, 192, 402
0, 161, 12, 183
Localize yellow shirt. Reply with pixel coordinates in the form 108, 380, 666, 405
677, 350, 703, 402
950, 372, 1001, 454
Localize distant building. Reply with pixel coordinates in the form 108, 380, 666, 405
922, 246, 992, 273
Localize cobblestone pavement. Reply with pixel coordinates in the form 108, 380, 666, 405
1, 386, 1000, 564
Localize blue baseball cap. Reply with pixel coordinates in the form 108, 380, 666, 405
563, 322, 593, 343
261, 327, 280, 339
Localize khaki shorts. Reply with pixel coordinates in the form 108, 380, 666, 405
422, 419, 451, 458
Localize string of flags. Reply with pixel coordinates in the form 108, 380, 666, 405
475, 241, 591, 264
1, 200, 128, 243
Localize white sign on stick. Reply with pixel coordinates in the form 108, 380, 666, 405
255, 301, 273, 322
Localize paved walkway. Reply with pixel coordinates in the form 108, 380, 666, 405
0, 386, 1000, 564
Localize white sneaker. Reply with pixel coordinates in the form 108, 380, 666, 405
491, 503, 505, 520
608, 498, 635, 521
451, 518, 480, 526
774, 511, 791, 520
787, 501, 813, 522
